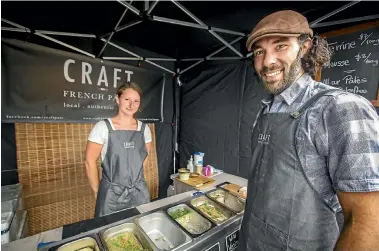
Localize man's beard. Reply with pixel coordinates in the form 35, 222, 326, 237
259, 49, 303, 95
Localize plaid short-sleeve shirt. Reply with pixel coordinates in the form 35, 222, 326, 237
258, 73, 379, 212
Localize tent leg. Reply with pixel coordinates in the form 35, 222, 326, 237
173, 73, 182, 174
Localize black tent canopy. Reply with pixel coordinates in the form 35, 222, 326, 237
2, 0, 379, 197
2, 1, 379, 75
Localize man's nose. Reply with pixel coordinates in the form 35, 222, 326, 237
263, 51, 277, 68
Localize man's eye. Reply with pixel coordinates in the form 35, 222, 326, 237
254, 50, 263, 56
277, 44, 287, 50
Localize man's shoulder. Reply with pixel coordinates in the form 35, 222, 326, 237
312, 82, 372, 107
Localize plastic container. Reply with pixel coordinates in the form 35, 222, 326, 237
203, 166, 211, 176
1, 184, 24, 210
1, 200, 17, 245
186, 156, 194, 173
194, 152, 205, 166
178, 168, 190, 181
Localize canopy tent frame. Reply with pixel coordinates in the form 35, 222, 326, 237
2, 0, 376, 75
2, 0, 378, 175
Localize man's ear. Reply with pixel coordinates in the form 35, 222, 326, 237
301, 38, 312, 57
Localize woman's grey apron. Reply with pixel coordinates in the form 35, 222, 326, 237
239, 90, 342, 251
94, 119, 150, 217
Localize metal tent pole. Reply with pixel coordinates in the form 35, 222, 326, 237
1, 18, 30, 32
152, 16, 246, 37
118, 0, 141, 16
147, 0, 159, 15
145, 58, 177, 61
207, 57, 242, 60
170, 0, 243, 57
311, 14, 379, 28
104, 40, 175, 74
210, 27, 245, 37
145, 59, 175, 74
208, 31, 243, 57
35, 30, 96, 38
180, 36, 243, 74
98, 1, 133, 57
309, 1, 361, 27
102, 39, 141, 58
102, 20, 142, 38
144, 0, 149, 11
152, 16, 207, 30
180, 59, 205, 74
103, 57, 141, 60
2, 18, 95, 58
181, 58, 204, 62
207, 36, 243, 58
36, 33, 95, 58
1, 27, 29, 33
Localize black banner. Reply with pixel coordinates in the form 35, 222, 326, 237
1, 38, 170, 123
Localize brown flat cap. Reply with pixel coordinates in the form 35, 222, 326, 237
246, 10, 313, 51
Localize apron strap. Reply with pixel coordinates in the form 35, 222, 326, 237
103, 119, 114, 133
290, 90, 340, 119
140, 122, 146, 134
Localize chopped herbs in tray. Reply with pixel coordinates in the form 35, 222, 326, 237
168, 208, 191, 219
106, 232, 148, 251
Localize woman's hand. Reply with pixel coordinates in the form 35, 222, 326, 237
85, 141, 102, 195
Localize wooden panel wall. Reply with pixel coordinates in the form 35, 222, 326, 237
15, 123, 158, 236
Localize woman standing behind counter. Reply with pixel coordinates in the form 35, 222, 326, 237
85, 82, 152, 217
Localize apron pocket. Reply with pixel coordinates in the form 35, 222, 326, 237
249, 213, 289, 248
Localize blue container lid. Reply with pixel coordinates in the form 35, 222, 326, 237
194, 152, 204, 155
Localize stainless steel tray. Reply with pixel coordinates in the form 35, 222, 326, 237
40, 233, 103, 251
135, 211, 192, 251
99, 222, 154, 251
167, 203, 212, 236
189, 195, 236, 225
206, 188, 245, 214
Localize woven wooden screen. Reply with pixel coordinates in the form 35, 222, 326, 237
15, 123, 159, 236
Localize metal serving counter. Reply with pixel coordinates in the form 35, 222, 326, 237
2, 173, 247, 251
39, 188, 245, 251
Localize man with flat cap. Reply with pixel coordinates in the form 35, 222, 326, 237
239, 10, 379, 251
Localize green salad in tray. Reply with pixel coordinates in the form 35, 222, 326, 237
168, 208, 191, 220
106, 232, 148, 251
196, 202, 227, 223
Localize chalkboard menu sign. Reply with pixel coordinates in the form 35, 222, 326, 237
205, 242, 220, 251
225, 229, 239, 251
321, 26, 379, 100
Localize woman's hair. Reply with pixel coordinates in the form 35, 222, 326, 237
115, 82, 143, 117
298, 34, 333, 78
116, 82, 143, 98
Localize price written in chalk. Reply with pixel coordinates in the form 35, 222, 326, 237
359, 33, 379, 46
355, 52, 378, 66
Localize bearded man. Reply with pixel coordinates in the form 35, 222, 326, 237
238, 10, 379, 251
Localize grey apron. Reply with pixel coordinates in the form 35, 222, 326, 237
239, 90, 341, 251
94, 119, 150, 217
